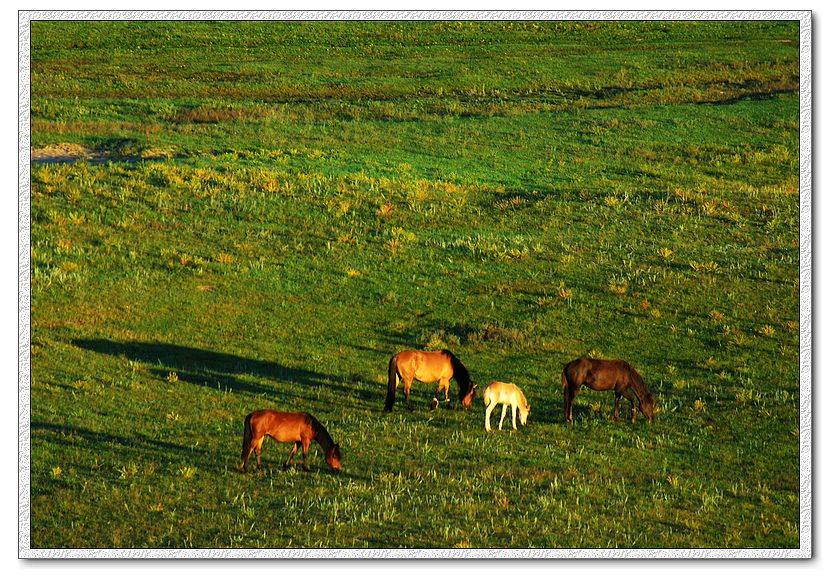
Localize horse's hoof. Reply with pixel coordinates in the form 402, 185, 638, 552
430, 399, 439, 410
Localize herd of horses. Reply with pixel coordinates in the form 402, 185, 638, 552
239, 349, 656, 474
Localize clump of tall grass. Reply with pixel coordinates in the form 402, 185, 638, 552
690, 260, 720, 273
417, 328, 462, 350
172, 104, 267, 124
427, 234, 534, 261
493, 196, 525, 211
467, 323, 527, 346
608, 280, 628, 295
657, 247, 674, 260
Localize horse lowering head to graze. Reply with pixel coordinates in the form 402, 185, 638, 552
561, 357, 654, 424
385, 349, 477, 412
240, 410, 342, 473
482, 381, 531, 432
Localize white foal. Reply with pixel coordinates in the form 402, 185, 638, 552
482, 381, 531, 432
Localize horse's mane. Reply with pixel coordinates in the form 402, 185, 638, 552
308, 414, 336, 453
443, 350, 474, 399
626, 364, 652, 402
517, 386, 528, 409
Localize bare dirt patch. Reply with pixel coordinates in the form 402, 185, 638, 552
30, 143, 100, 164
31, 143, 175, 164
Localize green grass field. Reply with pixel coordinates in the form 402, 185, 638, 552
27, 19, 802, 550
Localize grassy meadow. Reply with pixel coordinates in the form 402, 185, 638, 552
27, 20, 802, 550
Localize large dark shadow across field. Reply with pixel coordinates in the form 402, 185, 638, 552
31, 420, 207, 460
72, 338, 382, 406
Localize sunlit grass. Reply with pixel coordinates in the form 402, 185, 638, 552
27, 19, 801, 551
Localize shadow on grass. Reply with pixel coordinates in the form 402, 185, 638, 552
32, 420, 246, 476
73, 338, 334, 395
239, 462, 353, 479
32, 420, 209, 459
72, 338, 383, 407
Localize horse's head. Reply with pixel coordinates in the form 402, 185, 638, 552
519, 404, 531, 426
461, 383, 477, 409
640, 392, 655, 422
326, 444, 343, 472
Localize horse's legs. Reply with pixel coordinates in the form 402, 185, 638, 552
403, 377, 414, 412
498, 404, 508, 430
283, 442, 299, 470
430, 379, 452, 410
621, 388, 637, 423
564, 386, 571, 423
253, 437, 264, 468
441, 378, 452, 409
564, 384, 578, 423
301, 437, 312, 471
613, 392, 622, 421
242, 442, 256, 471
511, 403, 518, 430
431, 381, 444, 410
485, 401, 496, 431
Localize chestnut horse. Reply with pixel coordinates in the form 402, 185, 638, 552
240, 410, 342, 472
561, 357, 655, 423
385, 349, 477, 412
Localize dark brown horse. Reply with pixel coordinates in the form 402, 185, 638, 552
385, 349, 477, 412
561, 357, 655, 423
240, 410, 342, 472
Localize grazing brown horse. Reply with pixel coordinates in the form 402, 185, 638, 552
561, 357, 655, 423
240, 410, 342, 473
385, 349, 477, 412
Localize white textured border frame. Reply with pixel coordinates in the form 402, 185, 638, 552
17, 9, 812, 559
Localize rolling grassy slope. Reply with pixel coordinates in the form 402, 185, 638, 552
28, 19, 801, 550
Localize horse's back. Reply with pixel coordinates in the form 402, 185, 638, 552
393, 349, 419, 363
597, 359, 639, 381
565, 357, 644, 389
396, 349, 453, 381
249, 409, 306, 422
483, 381, 519, 404
563, 357, 592, 382
393, 349, 427, 371
248, 409, 312, 442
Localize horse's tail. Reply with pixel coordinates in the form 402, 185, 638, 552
561, 358, 585, 390
385, 354, 399, 411
240, 412, 253, 465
